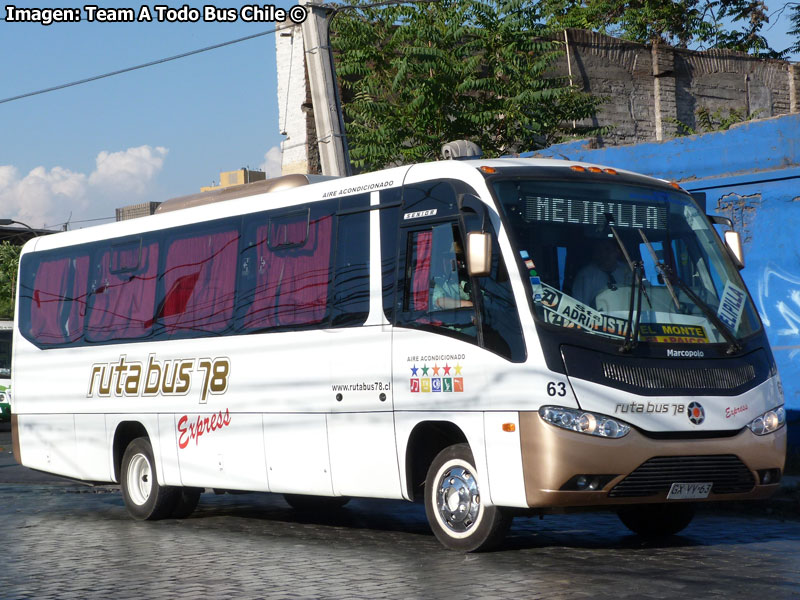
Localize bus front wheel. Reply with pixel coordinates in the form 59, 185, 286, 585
120, 437, 178, 520
424, 443, 511, 552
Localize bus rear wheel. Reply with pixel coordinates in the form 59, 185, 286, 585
424, 443, 511, 552
120, 437, 178, 520
171, 487, 202, 518
618, 503, 696, 538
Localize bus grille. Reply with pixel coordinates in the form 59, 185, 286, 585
609, 455, 754, 498
602, 363, 755, 391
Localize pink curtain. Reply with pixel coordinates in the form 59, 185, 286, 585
30, 258, 70, 344
412, 231, 432, 312
87, 242, 159, 341
244, 215, 333, 329
161, 230, 238, 333
64, 256, 89, 342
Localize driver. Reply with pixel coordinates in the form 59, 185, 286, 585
572, 238, 631, 308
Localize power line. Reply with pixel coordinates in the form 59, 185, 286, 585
43, 215, 115, 229
0, 25, 289, 105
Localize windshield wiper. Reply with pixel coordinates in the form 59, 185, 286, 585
638, 229, 679, 310
620, 261, 645, 353
666, 270, 743, 355
604, 214, 649, 352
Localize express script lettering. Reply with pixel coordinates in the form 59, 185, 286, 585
177, 409, 232, 448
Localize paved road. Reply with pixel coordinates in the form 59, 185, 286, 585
1, 425, 800, 600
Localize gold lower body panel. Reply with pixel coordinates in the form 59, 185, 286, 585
518, 411, 786, 509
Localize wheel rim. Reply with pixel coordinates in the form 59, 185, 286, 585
435, 462, 482, 535
127, 453, 152, 506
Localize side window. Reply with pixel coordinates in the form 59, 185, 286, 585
331, 194, 370, 327
157, 223, 239, 336
20, 251, 90, 346
399, 223, 478, 340
240, 202, 336, 331
86, 238, 159, 342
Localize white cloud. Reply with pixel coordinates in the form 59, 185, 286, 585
0, 165, 88, 228
88, 145, 168, 194
0, 145, 167, 229
260, 146, 282, 179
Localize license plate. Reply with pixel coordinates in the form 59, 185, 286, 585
667, 482, 712, 500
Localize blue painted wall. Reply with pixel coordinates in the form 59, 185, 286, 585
525, 115, 800, 451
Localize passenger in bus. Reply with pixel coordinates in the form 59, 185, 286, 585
572, 238, 632, 308
431, 241, 473, 310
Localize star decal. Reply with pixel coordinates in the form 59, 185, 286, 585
421, 364, 429, 376
454, 363, 463, 375
432, 364, 440, 376
443, 363, 451, 375
410, 364, 419, 376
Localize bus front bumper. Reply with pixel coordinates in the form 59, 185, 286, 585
518, 411, 786, 509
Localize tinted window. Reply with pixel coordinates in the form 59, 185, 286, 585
20, 252, 89, 346
240, 201, 337, 331
19, 193, 376, 348
331, 194, 370, 327
157, 224, 239, 335
86, 238, 159, 342
399, 223, 478, 341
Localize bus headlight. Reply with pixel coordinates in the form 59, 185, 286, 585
746, 406, 785, 436
539, 406, 630, 438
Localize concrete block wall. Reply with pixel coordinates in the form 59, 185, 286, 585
561, 29, 798, 146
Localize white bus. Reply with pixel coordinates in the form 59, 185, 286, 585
11, 159, 786, 551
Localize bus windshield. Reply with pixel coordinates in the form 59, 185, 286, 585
493, 178, 761, 346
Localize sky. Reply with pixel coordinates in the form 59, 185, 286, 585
1, 0, 299, 230
1, 1, 798, 231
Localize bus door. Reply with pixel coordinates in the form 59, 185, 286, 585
392, 180, 527, 499
326, 191, 402, 499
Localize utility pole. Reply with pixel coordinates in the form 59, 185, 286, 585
300, 1, 352, 177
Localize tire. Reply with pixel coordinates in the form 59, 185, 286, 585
120, 437, 178, 520
283, 494, 350, 511
618, 503, 696, 538
424, 443, 511, 552
170, 487, 202, 519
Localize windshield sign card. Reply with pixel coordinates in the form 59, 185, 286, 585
640, 323, 709, 344
717, 281, 747, 332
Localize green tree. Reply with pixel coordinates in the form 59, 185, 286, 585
332, 0, 603, 172
537, 0, 778, 56
0, 242, 21, 320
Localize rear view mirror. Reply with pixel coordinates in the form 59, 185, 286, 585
467, 232, 491, 277
724, 230, 744, 268
708, 214, 744, 269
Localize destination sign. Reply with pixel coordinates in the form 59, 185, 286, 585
523, 195, 667, 230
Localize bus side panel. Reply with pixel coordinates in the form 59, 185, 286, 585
176, 412, 269, 491
263, 413, 333, 495
327, 412, 403, 499
16, 414, 78, 479
74, 413, 111, 481
483, 411, 528, 508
